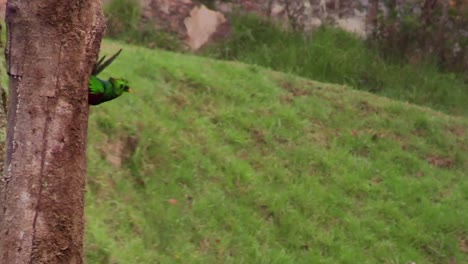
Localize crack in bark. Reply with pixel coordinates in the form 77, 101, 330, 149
29, 106, 51, 263
29, 42, 63, 262
2, 77, 19, 220
6, 19, 12, 76
6, 20, 25, 79
1, 97, 7, 213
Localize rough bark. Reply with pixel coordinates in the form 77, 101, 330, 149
0, 25, 6, 174
0, 0, 105, 263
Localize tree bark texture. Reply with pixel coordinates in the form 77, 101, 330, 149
0, 0, 105, 263
0, 87, 6, 172
0, 24, 6, 174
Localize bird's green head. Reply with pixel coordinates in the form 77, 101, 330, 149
109, 77, 131, 95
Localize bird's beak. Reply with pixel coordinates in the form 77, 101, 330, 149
127, 88, 132, 93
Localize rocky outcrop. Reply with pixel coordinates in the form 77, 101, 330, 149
215, 0, 370, 36
184, 5, 230, 50
140, 0, 230, 50
142, 0, 197, 39
211, 0, 466, 71
101, 0, 369, 50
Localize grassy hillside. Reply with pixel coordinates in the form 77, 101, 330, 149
202, 16, 468, 117
85, 40, 468, 263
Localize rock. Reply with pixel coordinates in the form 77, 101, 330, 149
142, 0, 196, 38
215, 1, 233, 14
335, 17, 366, 38
215, 0, 369, 36
184, 5, 229, 50
307, 17, 322, 31
141, 0, 230, 50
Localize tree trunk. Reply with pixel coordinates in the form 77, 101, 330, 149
0, 24, 6, 174
0, 0, 105, 263
0, 86, 5, 170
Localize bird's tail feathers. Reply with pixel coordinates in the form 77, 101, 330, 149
92, 49, 123, 76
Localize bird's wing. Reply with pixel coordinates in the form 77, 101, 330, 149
89, 76, 105, 94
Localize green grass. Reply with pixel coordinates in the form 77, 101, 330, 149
85, 39, 468, 263
202, 15, 468, 117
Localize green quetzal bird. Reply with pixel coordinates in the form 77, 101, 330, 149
88, 49, 131, 105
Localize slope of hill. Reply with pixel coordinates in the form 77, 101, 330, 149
85, 40, 468, 263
